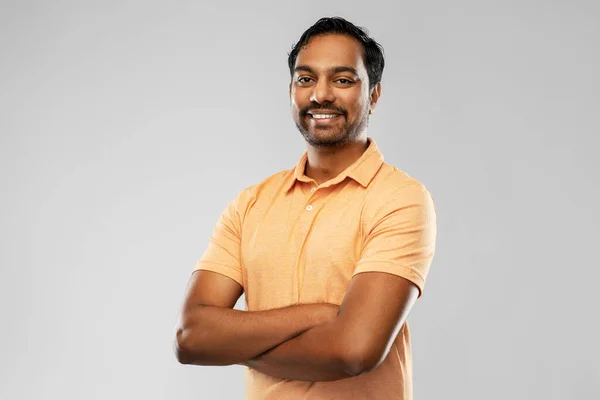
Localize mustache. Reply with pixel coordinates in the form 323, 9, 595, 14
300, 103, 346, 117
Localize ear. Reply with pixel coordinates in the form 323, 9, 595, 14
368, 83, 382, 114
289, 82, 292, 97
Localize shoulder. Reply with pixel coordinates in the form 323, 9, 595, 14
230, 168, 294, 215
238, 168, 293, 200
370, 162, 434, 203
363, 163, 436, 224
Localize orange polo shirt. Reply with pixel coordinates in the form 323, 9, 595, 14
194, 137, 437, 400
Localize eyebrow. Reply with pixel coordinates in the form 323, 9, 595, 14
294, 65, 359, 76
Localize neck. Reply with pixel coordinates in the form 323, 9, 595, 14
305, 136, 369, 185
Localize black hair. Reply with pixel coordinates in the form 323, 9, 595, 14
287, 17, 385, 90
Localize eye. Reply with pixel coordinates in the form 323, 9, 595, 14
336, 78, 354, 85
297, 77, 313, 84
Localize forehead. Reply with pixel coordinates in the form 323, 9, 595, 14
294, 34, 366, 73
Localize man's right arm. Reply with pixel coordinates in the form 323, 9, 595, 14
173, 269, 338, 366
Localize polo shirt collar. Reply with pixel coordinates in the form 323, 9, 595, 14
284, 137, 384, 193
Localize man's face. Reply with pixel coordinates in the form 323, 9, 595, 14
290, 34, 379, 148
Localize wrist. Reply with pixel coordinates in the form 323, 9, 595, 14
311, 303, 340, 325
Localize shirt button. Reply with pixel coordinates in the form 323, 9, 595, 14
310, 187, 316, 193
306, 205, 313, 211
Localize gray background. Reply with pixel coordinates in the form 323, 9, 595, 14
1, 0, 599, 399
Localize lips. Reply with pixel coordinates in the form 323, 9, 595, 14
307, 114, 343, 126
310, 114, 341, 119
307, 110, 342, 116
306, 110, 344, 122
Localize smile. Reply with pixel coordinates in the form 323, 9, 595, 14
311, 114, 340, 119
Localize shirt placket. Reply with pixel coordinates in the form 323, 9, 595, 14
294, 182, 320, 300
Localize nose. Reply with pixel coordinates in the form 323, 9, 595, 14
309, 79, 336, 104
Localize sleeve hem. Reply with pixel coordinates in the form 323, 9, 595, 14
352, 262, 426, 298
194, 261, 244, 288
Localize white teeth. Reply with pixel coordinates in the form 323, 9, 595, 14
312, 114, 339, 119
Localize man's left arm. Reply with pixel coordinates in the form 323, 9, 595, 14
243, 272, 419, 381
243, 182, 437, 382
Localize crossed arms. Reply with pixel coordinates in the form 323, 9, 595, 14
173, 269, 419, 382
174, 183, 435, 381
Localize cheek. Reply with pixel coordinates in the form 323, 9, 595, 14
289, 96, 299, 111
340, 87, 366, 108
290, 94, 304, 113
344, 96, 368, 117
291, 103, 303, 120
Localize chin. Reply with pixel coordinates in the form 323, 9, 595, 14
309, 127, 342, 138
305, 131, 350, 148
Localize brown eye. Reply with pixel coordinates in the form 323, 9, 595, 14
336, 79, 353, 85
298, 77, 313, 83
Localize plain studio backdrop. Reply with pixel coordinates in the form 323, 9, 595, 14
1, 1, 599, 399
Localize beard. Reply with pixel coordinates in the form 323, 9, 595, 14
294, 103, 370, 149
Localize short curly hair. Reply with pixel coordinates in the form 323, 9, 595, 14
287, 17, 385, 90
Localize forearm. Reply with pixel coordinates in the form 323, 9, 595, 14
245, 319, 357, 382
175, 303, 334, 366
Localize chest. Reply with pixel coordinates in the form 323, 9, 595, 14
240, 184, 367, 310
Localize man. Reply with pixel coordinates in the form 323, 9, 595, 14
174, 17, 437, 400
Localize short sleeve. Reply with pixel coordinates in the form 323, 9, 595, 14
194, 193, 245, 287
353, 182, 437, 298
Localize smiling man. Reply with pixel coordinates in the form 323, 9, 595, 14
174, 17, 437, 400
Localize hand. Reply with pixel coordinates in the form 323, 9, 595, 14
240, 303, 340, 368
294, 302, 339, 325
315, 302, 340, 324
